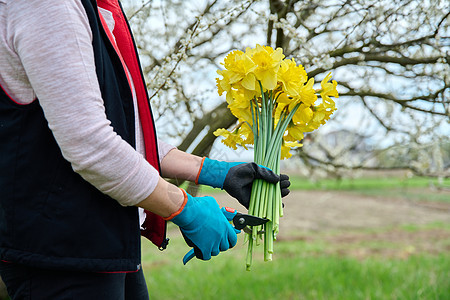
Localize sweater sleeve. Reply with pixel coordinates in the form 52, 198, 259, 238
7, 0, 159, 206
157, 139, 176, 162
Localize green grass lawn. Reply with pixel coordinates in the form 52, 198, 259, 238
288, 175, 450, 202
199, 175, 450, 203
143, 175, 449, 299
288, 175, 449, 190
142, 226, 449, 300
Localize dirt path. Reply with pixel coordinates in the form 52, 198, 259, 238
212, 190, 450, 233
211, 190, 450, 257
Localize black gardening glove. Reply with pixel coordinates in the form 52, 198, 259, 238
223, 163, 291, 209
196, 158, 291, 209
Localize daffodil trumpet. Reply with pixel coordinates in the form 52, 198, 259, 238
213, 45, 338, 270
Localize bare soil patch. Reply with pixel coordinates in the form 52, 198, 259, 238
210, 189, 450, 257
212, 190, 450, 232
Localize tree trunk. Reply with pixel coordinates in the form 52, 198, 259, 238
172, 101, 237, 195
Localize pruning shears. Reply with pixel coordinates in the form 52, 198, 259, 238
182, 207, 268, 265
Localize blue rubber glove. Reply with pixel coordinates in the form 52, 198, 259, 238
168, 189, 238, 261
183, 207, 241, 264
195, 158, 240, 188
196, 157, 290, 208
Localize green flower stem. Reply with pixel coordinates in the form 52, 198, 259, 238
267, 91, 274, 140
246, 237, 253, 271
250, 98, 258, 151
264, 220, 273, 261
263, 110, 287, 167
263, 104, 300, 167
246, 83, 301, 270
265, 179, 273, 219
249, 179, 261, 239
274, 149, 282, 237
248, 101, 259, 217
256, 83, 268, 241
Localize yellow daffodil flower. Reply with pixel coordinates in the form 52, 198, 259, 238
284, 123, 305, 142
248, 44, 284, 91
297, 78, 317, 106
216, 70, 234, 104
280, 143, 292, 160
280, 141, 302, 160
292, 103, 313, 124
229, 100, 252, 125
213, 128, 243, 150
276, 92, 292, 104
273, 103, 284, 128
221, 50, 256, 85
215, 45, 337, 152
320, 72, 339, 105
237, 123, 254, 148
278, 58, 307, 97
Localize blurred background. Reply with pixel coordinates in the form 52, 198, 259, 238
121, 0, 449, 298
2, 0, 448, 299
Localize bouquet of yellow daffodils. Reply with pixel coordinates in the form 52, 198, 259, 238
214, 45, 338, 270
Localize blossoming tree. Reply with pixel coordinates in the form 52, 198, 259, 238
124, 0, 449, 178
